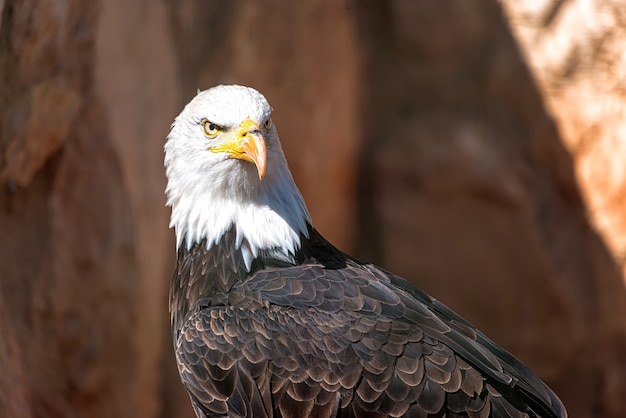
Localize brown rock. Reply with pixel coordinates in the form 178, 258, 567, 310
502, 0, 626, 280
3, 80, 81, 186
0, 100, 140, 418
0, 0, 172, 417
0, 297, 32, 418
502, 2, 626, 415
94, 0, 180, 416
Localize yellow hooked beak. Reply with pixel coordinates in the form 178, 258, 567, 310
209, 118, 267, 179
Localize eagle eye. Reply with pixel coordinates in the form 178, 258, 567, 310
202, 120, 221, 137
263, 118, 272, 130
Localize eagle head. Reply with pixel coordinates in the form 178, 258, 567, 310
164, 85, 311, 268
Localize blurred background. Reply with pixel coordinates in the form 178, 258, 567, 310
1, 0, 626, 417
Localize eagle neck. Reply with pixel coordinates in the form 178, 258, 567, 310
167, 163, 312, 272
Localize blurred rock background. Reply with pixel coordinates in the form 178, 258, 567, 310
1, 0, 625, 417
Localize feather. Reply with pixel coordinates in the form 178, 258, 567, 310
417, 378, 445, 413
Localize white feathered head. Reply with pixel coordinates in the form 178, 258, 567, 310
164, 85, 311, 268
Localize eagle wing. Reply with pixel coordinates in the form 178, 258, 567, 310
175, 247, 566, 418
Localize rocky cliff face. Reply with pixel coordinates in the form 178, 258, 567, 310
1, 1, 625, 417
1, 2, 137, 417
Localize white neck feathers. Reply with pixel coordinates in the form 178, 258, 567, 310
166, 164, 311, 270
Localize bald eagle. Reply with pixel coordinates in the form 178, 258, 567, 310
165, 85, 567, 418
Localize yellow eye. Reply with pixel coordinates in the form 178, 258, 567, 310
263, 118, 272, 130
202, 120, 220, 137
